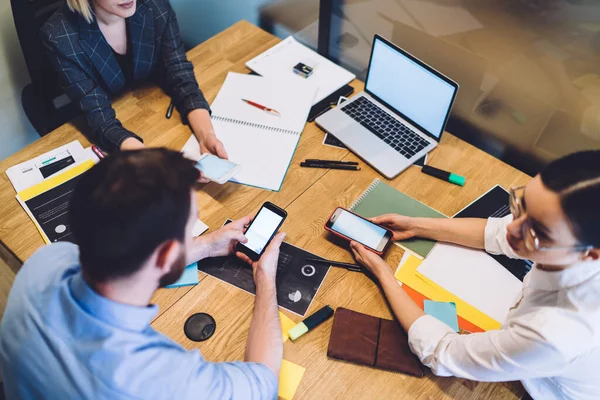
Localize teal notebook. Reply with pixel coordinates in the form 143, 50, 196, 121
349, 179, 447, 258
166, 262, 199, 288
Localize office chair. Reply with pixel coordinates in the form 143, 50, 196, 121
11, 0, 80, 136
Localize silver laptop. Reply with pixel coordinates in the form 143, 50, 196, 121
316, 35, 459, 179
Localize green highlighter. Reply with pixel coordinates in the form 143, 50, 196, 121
421, 165, 466, 187
288, 305, 335, 341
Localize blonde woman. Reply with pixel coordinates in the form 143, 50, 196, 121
41, 0, 226, 159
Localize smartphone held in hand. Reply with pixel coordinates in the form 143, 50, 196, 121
195, 154, 241, 184
324, 207, 393, 255
236, 202, 287, 261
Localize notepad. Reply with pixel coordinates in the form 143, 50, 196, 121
350, 179, 447, 258
279, 360, 306, 400
424, 301, 459, 332
207, 72, 316, 191
245, 36, 355, 105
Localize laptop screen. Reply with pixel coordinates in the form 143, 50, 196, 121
365, 37, 457, 139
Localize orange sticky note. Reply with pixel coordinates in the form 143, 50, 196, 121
279, 359, 306, 400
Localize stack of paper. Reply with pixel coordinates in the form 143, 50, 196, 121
245, 36, 355, 105
394, 250, 497, 332
16, 160, 96, 244
417, 243, 523, 325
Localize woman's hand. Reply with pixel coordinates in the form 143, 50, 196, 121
370, 214, 416, 241
350, 241, 394, 281
188, 109, 229, 160
199, 134, 228, 160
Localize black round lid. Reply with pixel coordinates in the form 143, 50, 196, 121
184, 313, 216, 342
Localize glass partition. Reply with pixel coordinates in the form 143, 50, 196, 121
260, 0, 600, 174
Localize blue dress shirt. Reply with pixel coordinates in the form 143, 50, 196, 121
0, 243, 277, 399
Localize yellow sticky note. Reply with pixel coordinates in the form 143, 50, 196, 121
395, 252, 501, 331
279, 312, 296, 343
279, 359, 306, 400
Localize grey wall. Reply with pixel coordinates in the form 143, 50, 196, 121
0, 0, 38, 161
171, 0, 276, 47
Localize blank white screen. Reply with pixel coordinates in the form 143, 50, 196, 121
366, 38, 456, 138
331, 210, 386, 249
242, 208, 283, 254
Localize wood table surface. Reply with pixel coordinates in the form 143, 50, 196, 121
0, 21, 531, 399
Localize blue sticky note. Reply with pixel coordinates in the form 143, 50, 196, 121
424, 300, 459, 332
166, 263, 198, 288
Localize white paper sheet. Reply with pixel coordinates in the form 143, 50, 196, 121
6, 141, 100, 193
417, 243, 522, 323
245, 36, 355, 105
192, 219, 209, 237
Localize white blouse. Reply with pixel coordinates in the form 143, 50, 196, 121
408, 215, 600, 399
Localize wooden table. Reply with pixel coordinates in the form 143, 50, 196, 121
0, 21, 530, 399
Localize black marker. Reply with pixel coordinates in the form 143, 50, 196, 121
421, 165, 465, 186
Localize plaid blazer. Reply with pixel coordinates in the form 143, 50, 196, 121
40, 0, 210, 152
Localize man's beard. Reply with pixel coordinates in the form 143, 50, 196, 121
158, 251, 187, 288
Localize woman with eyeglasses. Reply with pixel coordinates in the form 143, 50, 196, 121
350, 150, 600, 400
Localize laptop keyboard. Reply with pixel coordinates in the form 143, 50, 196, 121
341, 96, 430, 159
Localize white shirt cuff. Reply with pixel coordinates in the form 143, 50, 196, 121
408, 315, 456, 373
484, 215, 519, 258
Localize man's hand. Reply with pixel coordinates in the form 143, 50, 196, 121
371, 214, 416, 241
350, 241, 393, 281
189, 216, 250, 263
237, 232, 286, 286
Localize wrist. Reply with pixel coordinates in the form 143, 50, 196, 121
189, 109, 214, 139
378, 270, 398, 288
188, 236, 211, 264
120, 137, 145, 151
254, 270, 276, 290
408, 217, 427, 238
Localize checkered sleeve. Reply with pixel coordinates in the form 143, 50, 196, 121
159, 1, 210, 118
40, 25, 143, 152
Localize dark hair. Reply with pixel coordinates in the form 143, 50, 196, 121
69, 148, 199, 282
540, 150, 600, 248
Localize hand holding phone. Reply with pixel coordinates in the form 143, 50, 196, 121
324, 207, 393, 255
195, 154, 241, 184
236, 202, 287, 261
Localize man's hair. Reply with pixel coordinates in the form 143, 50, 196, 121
67, 0, 94, 24
69, 149, 200, 282
540, 150, 600, 248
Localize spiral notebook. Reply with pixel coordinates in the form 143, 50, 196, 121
209, 72, 316, 191
350, 179, 447, 258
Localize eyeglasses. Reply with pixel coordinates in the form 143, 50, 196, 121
509, 186, 592, 252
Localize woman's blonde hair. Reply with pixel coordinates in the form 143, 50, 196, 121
67, 0, 94, 23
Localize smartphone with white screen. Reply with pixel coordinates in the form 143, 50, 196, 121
324, 207, 393, 255
195, 154, 241, 184
236, 202, 287, 261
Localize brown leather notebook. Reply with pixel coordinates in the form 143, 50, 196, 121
327, 308, 426, 377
